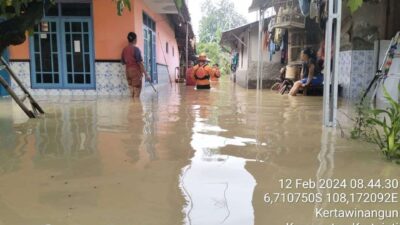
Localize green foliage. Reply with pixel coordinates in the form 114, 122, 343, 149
197, 0, 246, 76
352, 85, 400, 161
0, 0, 53, 18
0, 0, 131, 51
347, 0, 363, 13
113, 0, 131, 16
174, 0, 183, 11
199, 0, 247, 43
197, 42, 230, 75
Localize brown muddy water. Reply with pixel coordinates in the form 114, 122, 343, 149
0, 81, 399, 225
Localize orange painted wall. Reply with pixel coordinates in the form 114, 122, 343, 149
92, 0, 136, 60
9, 0, 180, 76
9, 34, 30, 60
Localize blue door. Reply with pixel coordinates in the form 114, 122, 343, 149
0, 50, 10, 97
29, 2, 94, 90
143, 13, 157, 84
62, 19, 95, 89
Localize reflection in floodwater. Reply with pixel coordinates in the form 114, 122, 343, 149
0, 82, 400, 225
180, 103, 265, 225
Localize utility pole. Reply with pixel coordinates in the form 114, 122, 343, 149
186, 21, 189, 80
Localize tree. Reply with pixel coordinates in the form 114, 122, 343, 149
198, 0, 247, 43
197, 0, 247, 75
0, 0, 131, 54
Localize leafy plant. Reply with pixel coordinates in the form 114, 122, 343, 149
347, 0, 363, 13
366, 85, 400, 159
352, 85, 400, 161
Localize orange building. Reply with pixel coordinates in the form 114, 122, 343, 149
6, 0, 194, 96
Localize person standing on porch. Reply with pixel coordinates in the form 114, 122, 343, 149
121, 32, 151, 98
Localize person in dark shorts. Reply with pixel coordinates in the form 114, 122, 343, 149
192, 53, 215, 90
289, 48, 323, 96
121, 32, 150, 98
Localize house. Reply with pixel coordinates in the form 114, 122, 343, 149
220, 19, 283, 89
221, 0, 323, 89
3, 0, 194, 96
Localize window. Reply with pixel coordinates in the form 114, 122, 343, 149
166, 42, 169, 54
31, 3, 94, 89
45, 3, 91, 17
143, 13, 156, 31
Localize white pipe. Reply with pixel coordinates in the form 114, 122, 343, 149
260, 10, 265, 90
322, 0, 334, 127
256, 9, 263, 90
332, 0, 342, 127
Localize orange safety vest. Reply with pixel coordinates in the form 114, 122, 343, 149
192, 64, 214, 86
211, 69, 221, 81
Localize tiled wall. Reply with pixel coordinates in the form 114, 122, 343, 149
338, 50, 375, 101
9, 62, 131, 96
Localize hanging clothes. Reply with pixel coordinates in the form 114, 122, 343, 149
269, 40, 275, 62
310, 0, 318, 19
298, 0, 311, 17
263, 31, 270, 50
274, 28, 283, 48
319, 0, 328, 30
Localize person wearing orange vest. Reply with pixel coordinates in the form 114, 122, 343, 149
211, 63, 221, 81
192, 53, 214, 90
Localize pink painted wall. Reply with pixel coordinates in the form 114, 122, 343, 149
133, 0, 180, 80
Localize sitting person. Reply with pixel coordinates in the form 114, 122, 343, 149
289, 48, 323, 96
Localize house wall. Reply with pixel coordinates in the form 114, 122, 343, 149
338, 1, 400, 101
7, 0, 179, 96
338, 50, 375, 101
133, 0, 179, 80
234, 27, 282, 89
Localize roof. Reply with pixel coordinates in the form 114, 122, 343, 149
220, 18, 270, 47
248, 0, 293, 12
167, 2, 196, 60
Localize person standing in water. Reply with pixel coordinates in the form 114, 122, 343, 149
121, 32, 151, 98
211, 63, 221, 82
192, 53, 214, 90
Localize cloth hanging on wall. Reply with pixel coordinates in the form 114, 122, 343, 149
310, 0, 318, 19
274, 28, 283, 47
298, 0, 311, 17
319, 0, 328, 30
263, 31, 270, 50
269, 41, 275, 62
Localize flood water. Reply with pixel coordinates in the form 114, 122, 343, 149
0, 81, 399, 225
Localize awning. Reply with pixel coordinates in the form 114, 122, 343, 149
220, 19, 269, 47
248, 0, 293, 12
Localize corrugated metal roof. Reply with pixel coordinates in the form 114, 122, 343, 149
220, 19, 270, 46
248, 0, 293, 12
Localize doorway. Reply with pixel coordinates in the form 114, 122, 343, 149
0, 50, 10, 97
